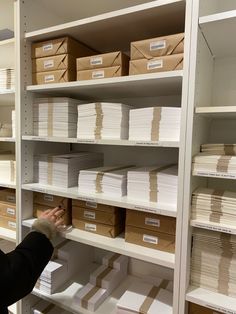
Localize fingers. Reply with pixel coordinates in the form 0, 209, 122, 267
55, 217, 65, 227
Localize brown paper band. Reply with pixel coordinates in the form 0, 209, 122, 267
151, 107, 162, 141
47, 156, 53, 185
149, 164, 175, 202
6, 69, 11, 90
107, 253, 121, 268
96, 267, 112, 287
216, 156, 232, 173
10, 161, 15, 182
48, 102, 53, 137
224, 145, 235, 156
95, 103, 103, 140
44, 303, 55, 313
209, 190, 224, 223
139, 280, 169, 314
81, 286, 101, 309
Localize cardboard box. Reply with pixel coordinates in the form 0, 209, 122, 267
0, 215, 16, 230
125, 225, 175, 253
129, 54, 184, 75
0, 188, 16, 204
72, 199, 121, 213
77, 51, 129, 71
126, 209, 176, 235
32, 69, 76, 85
0, 202, 16, 218
188, 303, 223, 314
102, 252, 129, 272
73, 218, 124, 238
72, 206, 125, 225
33, 204, 72, 225
77, 65, 128, 81
32, 36, 95, 59
34, 192, 71, 209
131, 33, 184, 60
32, 54, 76, 73
74, 283, 108, 311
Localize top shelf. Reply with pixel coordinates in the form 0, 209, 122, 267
0, 38, 14, 47
25, 0, 185, 52
200, 10, 236, 58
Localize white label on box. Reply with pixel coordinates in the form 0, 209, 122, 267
43, 43, 53, 51
84, 210, 96, 220
86, 201, 97, 209
6, 195, 15, 202
44, 194, 54, 202
92, 70, 104, 79
7, 208, 15, 216
145, 217, 160, 227
8, 221, 16, 229
150, 40, 166, 51
44, 74, 55, 83
143, 234, 158, 245
85, 223, 97, 232
147, 60, 163, 70
90, 56, 103, 66
44, 59, 54, 69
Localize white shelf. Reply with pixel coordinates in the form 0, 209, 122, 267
22, 135, 179, 148
0, 227, 16, 242
25, 0, 185, 52
199, 11, 236, 58
21, 183, 177, 217
8, 303, 17, 314
27, 71, 183, 99
0, 182, 16, 189
0, 137, 15, 142
0, 38, 15, 47
23, 218, 174, 268
191, 220, 236, 235
186, 286, 236, 314
196, 106, 236, 118
33, 271, 147, 314
193, 171, 236, 180
0, 90, 15, 105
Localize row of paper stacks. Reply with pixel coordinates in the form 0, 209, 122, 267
33, 98, 181, 141
0, 152, 15, 184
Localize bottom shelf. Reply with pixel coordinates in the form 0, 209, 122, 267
33, 265, 143, 314
186, 286, 236, 314
0, 227, 16, 242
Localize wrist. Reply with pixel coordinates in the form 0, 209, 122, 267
32, 218, 56, 240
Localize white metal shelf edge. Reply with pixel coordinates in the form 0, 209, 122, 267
0, 137, 15, 142
191, 220, 236, 235
0, 38, 15, 46
0, 227, 16, 242
0, 182, 16, 189
199, 10, 236, 25
196, 106, 236, 118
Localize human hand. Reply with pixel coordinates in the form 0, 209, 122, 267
39, 207, 65, 228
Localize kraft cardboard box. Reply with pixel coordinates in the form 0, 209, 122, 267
34, 192, 71, 209
73, 218, 124, 238
32, 69, 76, 85
131, 33, 184, 60
33, 204, 72, 225
0, 215, 16, 230
32, 54, 76, 73
125, 225, 175, 253
77, 51, 129, 71
32, 36, 96, 59
72, 206, 125, 225
72, 199, 121, 214
129, 53, 184, 75
0, 202, 16, 218
126, 209, 176, 235
77, 65, 128, 81
188, 303, 223, 314
0, 188, 16, 204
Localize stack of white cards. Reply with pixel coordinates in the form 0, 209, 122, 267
79, 165, 134, 197
192, 187, 236, 225
0, 68, 14, 91
127, 165, 178, 207
77, 102, 131, 140
129, 107, 181, 141
32, 300, 69, 314
0, 154, 15, 183
191, 228, 236, 297
33, 98, 79, 138
34, 152, 103, 188
201, 144, 236, 155
117, 279, 173, 314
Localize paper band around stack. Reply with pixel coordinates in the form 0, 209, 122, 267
151, 107, 162, 141
209, 190, 224, 223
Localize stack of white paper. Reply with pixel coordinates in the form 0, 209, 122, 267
117, 280, 173, 314
0, 154, 15, 183
0, 123, 12, 137
32, 300, 69, 314
79, 165, 134, 197
192, 187, 236, 225
127, 165, 178, 207
191, 228, 236, 297
33, 98, 79, 138
129, 107, 181, 141
34, 152, 103, 188
0, 68, 14, 91
201, 144, 236, 155
77, 102, 131, 140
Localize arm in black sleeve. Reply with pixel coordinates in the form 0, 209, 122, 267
0, 231, 53, 307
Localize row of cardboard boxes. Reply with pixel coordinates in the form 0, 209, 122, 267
32, 33, 184, 84
0, 189, 176, 254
